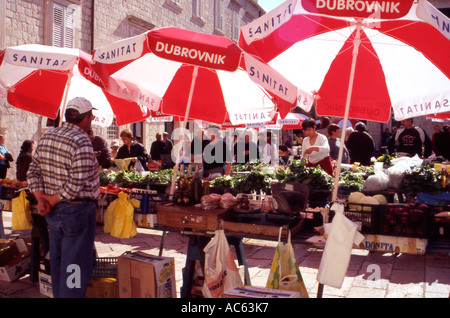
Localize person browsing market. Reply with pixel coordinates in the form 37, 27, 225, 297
27, 97, 100, 298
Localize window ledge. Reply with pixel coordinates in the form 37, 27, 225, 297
164, 0, 183, 14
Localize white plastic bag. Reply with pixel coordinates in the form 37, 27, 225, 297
202, 229, 242, 298
363, 164, 389, 191
387, 161, 411, 189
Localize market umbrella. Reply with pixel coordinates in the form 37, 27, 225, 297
426, 111, 450, 121
239, 0, 450, 201
0, 44, 150, 127
264, 112, 308, 130
91, 27, 300, 195
90, 27, 299, 127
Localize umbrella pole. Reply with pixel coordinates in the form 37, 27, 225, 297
169, 66, 199, 200
58, 69, 74, 127
331, 22, 362, 203
318, 22, 362, 299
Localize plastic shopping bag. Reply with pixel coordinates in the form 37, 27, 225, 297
202, 229, 243, 298
363, 163, 389, 191
12, 191, 33, 230
266, 228, 309, 298
103, 191, 138, 239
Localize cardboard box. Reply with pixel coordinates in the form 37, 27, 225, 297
118, 251, 176, 298
360, 234, 428, 254
223, 285, 300, 298
39, 271, 53, 298
86, 277, 119, 298
0, 238, 31, 281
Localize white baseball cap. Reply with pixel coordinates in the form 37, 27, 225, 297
66, 97, 95, 115
111, 140, 120, 147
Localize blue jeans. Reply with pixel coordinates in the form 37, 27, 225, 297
45, 202, 97, 298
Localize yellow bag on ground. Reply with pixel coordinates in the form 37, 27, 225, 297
266, 228, 309, 298
12, 191, 33, 230
103, 192, 138, 239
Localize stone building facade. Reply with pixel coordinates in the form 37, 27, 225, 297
0, 0, 264, 178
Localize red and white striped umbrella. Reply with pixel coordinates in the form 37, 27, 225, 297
240, 0, 450, 203
0, 44, 149, 127
265, 112, 309, 130
240, 0, 450, 123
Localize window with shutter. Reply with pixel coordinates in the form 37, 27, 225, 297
232, 10, 240, 42
107, 118, 119, 140
193, 0, 204, 19
214, 0, 224, 33
52, 3, 75, 48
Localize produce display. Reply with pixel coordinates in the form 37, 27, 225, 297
99, 169, 174, 187
400, 162, 445, 193
96, 156, 449, 241
0, 178, 27, 188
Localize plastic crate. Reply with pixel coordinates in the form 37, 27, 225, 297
381, 204, 434, 238
0, 185, 20, 200
299, 209, 324, 230
308, 190, 331, 208
91, 257, 118, 278
329, 203, 382, 234
431, 205, 450, 238
130, 190, 169, 214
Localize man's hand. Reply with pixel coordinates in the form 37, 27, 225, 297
34, 191, 61, 216
37, 197, 52, 216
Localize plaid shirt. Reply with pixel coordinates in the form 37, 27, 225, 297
27, 122, 100, 201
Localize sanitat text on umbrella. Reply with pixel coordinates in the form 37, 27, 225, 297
97, 43, 137, 61
11, 54, 69, 68
248, 66, 290, 97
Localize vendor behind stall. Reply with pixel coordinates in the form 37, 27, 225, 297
234, 129, 260, 164
387, 118, 433, 158
301, 118, 333, 175
200, 126, 232, 178
116, 128, 150, 170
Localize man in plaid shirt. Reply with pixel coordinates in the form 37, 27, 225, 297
28, 97, 99, 298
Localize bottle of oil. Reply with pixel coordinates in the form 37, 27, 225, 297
176, 164, 185, 204
442, 163, 448, 189
192, 166, 202, 203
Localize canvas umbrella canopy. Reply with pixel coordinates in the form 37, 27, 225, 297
0, 44, 150, 127
264, 112, 309, 130
90, 27, 299, 127
333, 118, 360, 129
426, 111, 450, 121
91, 27, 299, 196
239, 0, 450, 201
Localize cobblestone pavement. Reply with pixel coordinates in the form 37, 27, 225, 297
1, 211, 449, 298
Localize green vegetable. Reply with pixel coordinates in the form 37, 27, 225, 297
400, 163, 443, 194
277, 160, 333, 191
141, 169, 173, 184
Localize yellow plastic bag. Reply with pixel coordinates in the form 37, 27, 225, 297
103, 192, 138, 239
12, 191, 33, 230
266, 228, 309, 298
114, 158, 132, 171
